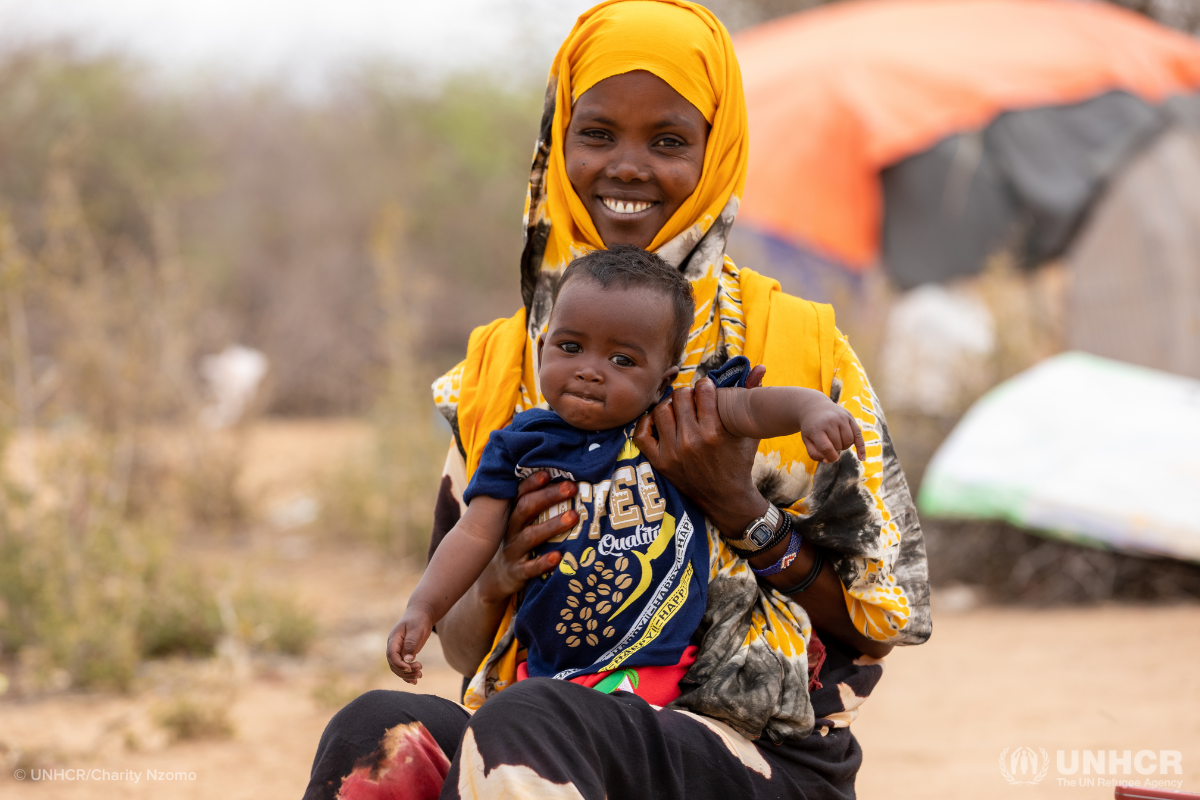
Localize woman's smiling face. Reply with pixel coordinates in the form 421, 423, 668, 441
565, 70, 709, 250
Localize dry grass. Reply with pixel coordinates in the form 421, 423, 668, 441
0, 58, 453, 696
230, 587, 318, 658
154, 695, 236, 743
313, 205, 448, 557
309, 669, 376, 712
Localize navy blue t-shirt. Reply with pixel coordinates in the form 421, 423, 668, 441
462, 357, 751, 680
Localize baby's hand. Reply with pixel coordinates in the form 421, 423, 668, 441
387, 606, 434, 684
802, 402, 867, 464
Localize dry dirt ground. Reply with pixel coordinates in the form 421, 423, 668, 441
2, 421, 1198, 800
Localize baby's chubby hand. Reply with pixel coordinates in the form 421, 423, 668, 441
802, 403, 867, 464
387, 604, 435, 685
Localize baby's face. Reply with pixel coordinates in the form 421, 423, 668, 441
538, 278, 680, 431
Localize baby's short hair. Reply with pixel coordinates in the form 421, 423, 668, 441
554, 244, 695, 365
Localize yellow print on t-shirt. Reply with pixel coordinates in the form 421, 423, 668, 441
599, 561, 694, 673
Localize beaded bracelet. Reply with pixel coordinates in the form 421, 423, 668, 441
751, 524, 803, 577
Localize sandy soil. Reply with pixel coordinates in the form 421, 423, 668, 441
4, 554, 1195, 800
2, 420, 1197, 799
853, 603, 1200, 798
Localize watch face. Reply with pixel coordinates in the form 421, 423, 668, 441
748, 522, 773, 548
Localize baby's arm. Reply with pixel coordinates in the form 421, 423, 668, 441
715, 386, 866, 463
386, 495, 510, 684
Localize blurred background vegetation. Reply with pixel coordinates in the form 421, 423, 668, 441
0, 0, 1196, 703
0, 43, 539, 696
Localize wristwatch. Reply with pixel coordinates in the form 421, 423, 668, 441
751, 517, 801, 577
725, 503, 784, 556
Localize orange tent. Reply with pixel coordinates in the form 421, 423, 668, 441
735, 0, 1200, 269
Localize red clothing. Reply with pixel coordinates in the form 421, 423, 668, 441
515, 644, 698, 706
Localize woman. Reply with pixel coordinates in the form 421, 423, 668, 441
305, 2, 930, 798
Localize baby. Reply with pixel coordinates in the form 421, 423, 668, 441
387, 244, 864, 687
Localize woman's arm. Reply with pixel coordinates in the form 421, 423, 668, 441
634, 373, 894, 660
748, 528, 894, 659
437, 473, 580, 676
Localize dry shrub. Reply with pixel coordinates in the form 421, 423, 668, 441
230, 586, 317, 657
176, 435, 250, 534
319, 417, 446, 557
0, 476, 311, 691
154, 694, 235, 743
0, 44, 537, 419
310, 670, 373, 712
0, 47, 523, 581
973, 255, 1067, 384
0, 133, 254, 690
0, 433, 233, 690
0, 437, 157, 691
184, 66, 536, 414
316, 205, 447, 557
138, 567, 224, 660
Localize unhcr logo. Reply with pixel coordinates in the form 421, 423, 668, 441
998, 747, 1050, 785
997, 748, 1184, 788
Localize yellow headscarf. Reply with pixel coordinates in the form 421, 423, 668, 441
541, 0, 749, 268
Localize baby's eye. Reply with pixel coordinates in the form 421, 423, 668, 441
559, 342, 582, 354
610, 354, 635, 367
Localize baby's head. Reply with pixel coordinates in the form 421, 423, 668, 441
538, 244, 694, 431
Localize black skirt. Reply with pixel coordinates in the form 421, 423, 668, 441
303, 678, 862, 800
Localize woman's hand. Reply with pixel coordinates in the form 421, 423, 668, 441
633, 365, 770, 537
478, 473, 578, 603
634, 366, 893, 660
436, 472, 579, 675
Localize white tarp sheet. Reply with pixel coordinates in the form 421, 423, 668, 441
918, 352, 1200, 562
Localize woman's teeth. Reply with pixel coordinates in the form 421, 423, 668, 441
601, 197, 653, 215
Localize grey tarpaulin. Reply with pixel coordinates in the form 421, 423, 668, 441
879, 90, 1191, 289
